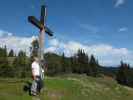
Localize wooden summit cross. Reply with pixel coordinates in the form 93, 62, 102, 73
28, 4, 53, 61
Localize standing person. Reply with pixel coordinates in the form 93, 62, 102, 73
31, 57, 44, 96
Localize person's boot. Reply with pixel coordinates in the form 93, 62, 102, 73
31, 91, 37, 96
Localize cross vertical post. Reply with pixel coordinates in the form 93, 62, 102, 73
39, 28, 45, 61
38, 5, 46, 61
28, 4, 53, 68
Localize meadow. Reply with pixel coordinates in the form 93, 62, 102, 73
0, 75, 133, 100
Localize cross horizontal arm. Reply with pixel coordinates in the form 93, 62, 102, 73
28, 16, 44, 30
45, 26, 53, 36
28, 16, 53, 37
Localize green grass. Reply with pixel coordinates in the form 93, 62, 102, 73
0, 75, 133, 100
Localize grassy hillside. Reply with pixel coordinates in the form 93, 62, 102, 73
0, 75, 133, 100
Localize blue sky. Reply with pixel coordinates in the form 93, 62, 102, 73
0, 0, 133, 66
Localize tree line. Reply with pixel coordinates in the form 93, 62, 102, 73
0, 45, 100, 78
45, 50, 100, 77
0, 45, 133, 87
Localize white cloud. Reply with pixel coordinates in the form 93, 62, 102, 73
118, 27, 128, 32
115, 0, 125, 7
0, 29, 133, 66
47, 39, 133, 66
49, 38, 60, 47
0, 30, 37, 55
45, 47, 57, 53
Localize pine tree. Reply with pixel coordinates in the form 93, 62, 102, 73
44, 53, 62, 76
73, 49, 89, 74
8, 49, 14, 57
116, 61, 133, 85
0, 46, 14, 77
31, 39, 39, 58
87, 54, 99, 77
30, 39, 39, 66
70, 56, 77, 73
13, 50, 30, 78
61, 53, 71, 73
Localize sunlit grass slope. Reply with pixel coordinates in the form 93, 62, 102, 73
0, 75, 133, 100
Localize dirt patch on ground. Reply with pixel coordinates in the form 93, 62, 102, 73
47, 91, 64, 100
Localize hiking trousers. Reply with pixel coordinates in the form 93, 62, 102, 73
31, 76, 43, 94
